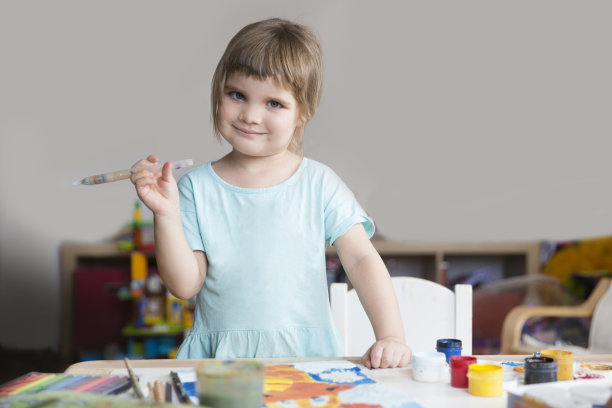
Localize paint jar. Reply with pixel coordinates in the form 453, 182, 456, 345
196, 360, 264, 408
412, 351, 448, 382
540, 349, 573, 380
450, 355, 477, 388
467, 364, 503, 397
436, 338, 462, 363
524, 356, 558, 385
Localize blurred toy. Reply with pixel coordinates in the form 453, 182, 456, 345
143, 268, 165, 326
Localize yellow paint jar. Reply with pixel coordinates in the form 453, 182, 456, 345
540, 349, 573, 381
467, 364, 503, 397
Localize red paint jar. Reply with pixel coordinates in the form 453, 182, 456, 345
450, 355, 477, 388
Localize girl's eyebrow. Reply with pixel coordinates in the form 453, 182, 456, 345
223, 83, 242, 92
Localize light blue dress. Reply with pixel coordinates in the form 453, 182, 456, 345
175, 158, 374, 358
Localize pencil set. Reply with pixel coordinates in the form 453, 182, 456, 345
0, 372, 132, 396
0, 390, 189, 408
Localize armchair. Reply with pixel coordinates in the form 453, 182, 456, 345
501, 278, 612, 354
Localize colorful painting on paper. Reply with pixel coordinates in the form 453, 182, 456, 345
262, 360, 421, 408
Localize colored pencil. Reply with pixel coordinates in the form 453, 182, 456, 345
8, 374, 60, 395
103, 377, 132, 395
0, 372, 47, 394
170, 371, 191, 405
21, 375, 67, 394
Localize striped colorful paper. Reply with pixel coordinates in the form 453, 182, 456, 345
0, 372, 131, 396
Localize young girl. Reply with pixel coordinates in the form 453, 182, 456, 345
131, 18, 411, 369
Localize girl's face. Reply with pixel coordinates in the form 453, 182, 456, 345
217, 73, 302, 158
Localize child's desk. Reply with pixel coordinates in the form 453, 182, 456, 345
66, 355, 612, 408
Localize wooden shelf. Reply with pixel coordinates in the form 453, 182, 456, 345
327, 239, 540, 283
61, 239, 540, 364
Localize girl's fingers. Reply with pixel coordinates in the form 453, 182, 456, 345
384, 350, 398, 368
362, 351, 372, 369
379, 349, 395, 368
131, 155, 159, 174
160, 161, 175, 183
130, 156, 164, 184
368, 344, 384, 369
399, 350, 412, 367
393, 350, 404, 368
131, 169, 155, 183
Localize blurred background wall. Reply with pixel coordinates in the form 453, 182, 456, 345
1, 0, 610, 350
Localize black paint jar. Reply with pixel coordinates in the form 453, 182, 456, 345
524, 356, 558, 385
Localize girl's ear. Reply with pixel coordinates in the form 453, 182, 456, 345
297, 116, 306, 129
297, 110, 309, 128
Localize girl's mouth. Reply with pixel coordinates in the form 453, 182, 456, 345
234, 125, 265, 136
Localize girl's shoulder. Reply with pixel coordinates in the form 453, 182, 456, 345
178, 161, 215, 185
302, 157, 343, 183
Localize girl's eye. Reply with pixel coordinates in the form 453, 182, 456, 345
267, 100, 282, 109
229, 91, 245, 100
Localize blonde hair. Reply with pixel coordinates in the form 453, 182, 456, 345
211, 18, 323, 154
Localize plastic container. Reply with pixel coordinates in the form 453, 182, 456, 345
524, 356, 558, 385
467, 364, 503, 397
412, 351, 447, 382
450, 355, 477, 388
436, 338, 462, 363
196, 360, 264, 408
523, 387, 590, 408
540, 349, 573, 380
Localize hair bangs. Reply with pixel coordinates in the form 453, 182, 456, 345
224, 38, 306, 98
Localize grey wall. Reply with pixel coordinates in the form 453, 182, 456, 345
1, 1, 611, 349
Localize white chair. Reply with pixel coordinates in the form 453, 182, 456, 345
330, 277, 472, 356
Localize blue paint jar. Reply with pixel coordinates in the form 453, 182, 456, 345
436, 339, 462, 363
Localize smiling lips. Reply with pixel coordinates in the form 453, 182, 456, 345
234, 125, 265, 136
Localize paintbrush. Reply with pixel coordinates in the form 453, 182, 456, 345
123, 357, 145, 399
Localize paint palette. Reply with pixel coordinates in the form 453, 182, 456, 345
476, 359, 524, 382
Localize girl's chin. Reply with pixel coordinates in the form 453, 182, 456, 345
230, 146, 291, 158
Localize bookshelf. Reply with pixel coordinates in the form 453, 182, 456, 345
60, 243, 152, 365
327, 240, 540, 284
61, 240, 540, 364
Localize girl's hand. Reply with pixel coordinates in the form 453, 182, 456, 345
362, 337, 412, 369
130, 154, 179, 217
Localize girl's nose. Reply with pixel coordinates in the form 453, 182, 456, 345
239, 103, 262, 124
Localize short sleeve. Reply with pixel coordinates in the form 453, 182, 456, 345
323, 169, 374, 245
178, 174, 206, 252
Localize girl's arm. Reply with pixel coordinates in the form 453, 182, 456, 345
333, 223, 412, 369
131, 155, 207, 299
153, 212, 207, 300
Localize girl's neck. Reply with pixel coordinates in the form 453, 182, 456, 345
213, 150, 302, 189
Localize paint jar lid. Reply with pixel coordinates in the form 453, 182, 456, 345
467, 364, 503, 380
450, 355, 477, 368
196, 360, 264, 378
524, 356, 557, 371
413, 351, 447, 366
436, 338, 462, 349
540, 349, 573, 363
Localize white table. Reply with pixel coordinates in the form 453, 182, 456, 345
66, 354, 612, 408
